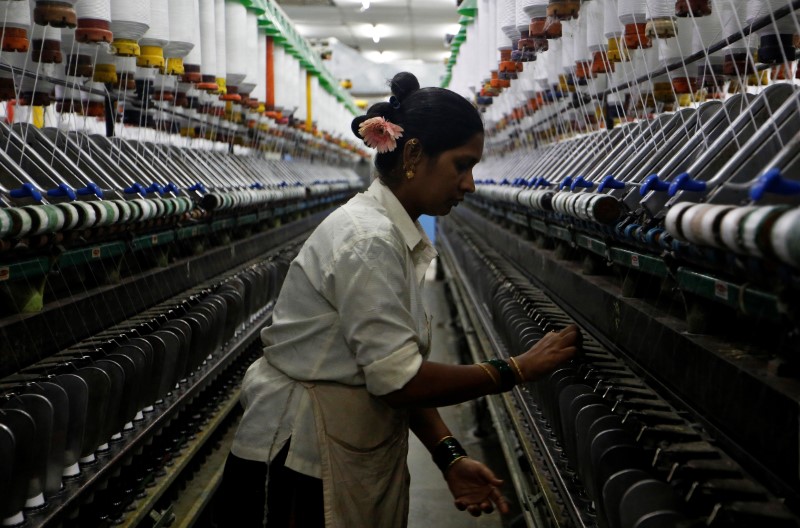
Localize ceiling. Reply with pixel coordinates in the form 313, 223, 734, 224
277, 0, 460, 68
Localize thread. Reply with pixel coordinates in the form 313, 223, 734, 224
184, 0, 202, 67
238, 10, 259, 95
516, 0, 535, 32
618, 0, 647, 25
140, 1, 169, 47
2, 0, 31, 30
225, 0, 247, 87
603, 0, 623, 37
501, 0, 516, 30
165, 0, 196, 59
214, 0, 226, 82
586, 0, 606, 50
645, 0, 675, 20
110, 0, 150, 40
76, 0, 110, 21
198, 0, 216, 81
747, 0, 795, 33
253, 29, 266, 102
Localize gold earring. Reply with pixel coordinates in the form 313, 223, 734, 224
405, 169, 415, 179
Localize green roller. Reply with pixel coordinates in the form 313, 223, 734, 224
97, 201, 120, 227
125, 200, 142, 223
71, 202, 98, 229
160, 198, 176, 217
54, 203, 80, 231
22, 205, 63, 235
5, 207, 33, 237
132, 198, 156, 221
150, 198, 166, 218
0, 208, 12, 238
110, 200, 133, 224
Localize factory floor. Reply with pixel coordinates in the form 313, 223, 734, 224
406, 260, 520, 528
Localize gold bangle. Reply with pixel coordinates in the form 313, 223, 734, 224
447, 455, 468, 470
509, 356, 525, 383
476, 362, 499, 387
434, 435, 454, 448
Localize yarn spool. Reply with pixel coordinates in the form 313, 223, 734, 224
164, 0, 196, 76
618, 0, 651, 49
110, 0, 150, 57
214, 0, 227, 95
137, 0, 169, 70
526, 0, 560, 42
0, 0, 31, 52
75, 0, 112, 43
645, 1, 678, 39
747, 0, 796, 64
197, 0, 218, 92
770, 208, 800, 268
223, 0, 247, 102
236, 10, 259, 105
181, 0, 202, 84
33, 0, 77, 28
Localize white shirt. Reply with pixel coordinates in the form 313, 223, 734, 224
231, 179, 437, 477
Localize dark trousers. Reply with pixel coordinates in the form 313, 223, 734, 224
212, 442, 324, 528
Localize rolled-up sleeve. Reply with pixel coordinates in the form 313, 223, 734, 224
331, 236, 423, 396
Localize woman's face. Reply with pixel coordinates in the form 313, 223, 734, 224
407, 133, 484, 218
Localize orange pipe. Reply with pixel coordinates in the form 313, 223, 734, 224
266, 37, 275, 109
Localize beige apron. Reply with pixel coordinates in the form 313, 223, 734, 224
303, 381, 410, 528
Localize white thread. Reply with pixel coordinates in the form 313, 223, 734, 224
165, 0, 196, 59
214, 0, 226, 79
561, 19, 575, 74
140, 0, 169, 47
225, 0, 247, 86
1, 0, 31, 29
516, 0, 534, 32
645, 0, 674, 20
198, 0, 216, 77
523, 0, 547, 20
253, 29, 266, 102
501, 0, 516, 29
573, 14, 590, 62
184, 0, 202, 66
603, 0, 623, 38
239, 10, 259, 91
586, 0, 606, 50
75, 0, 110, 22
618, 0, 647, 25
110, 0, 150, 41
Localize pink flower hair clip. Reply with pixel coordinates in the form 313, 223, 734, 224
358, 116, 404, 153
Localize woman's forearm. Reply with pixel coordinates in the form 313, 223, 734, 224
409, 407, 452, 451
382, 361, 499, 408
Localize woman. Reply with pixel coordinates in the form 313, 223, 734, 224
215, 72, 579, 527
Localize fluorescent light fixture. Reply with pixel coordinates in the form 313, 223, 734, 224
360, 0, 370, 11
370, 24, 380, 43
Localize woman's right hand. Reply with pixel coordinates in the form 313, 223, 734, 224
514, 324, 581, 382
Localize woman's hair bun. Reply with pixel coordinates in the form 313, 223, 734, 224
389, 72, 420, 104
350, 101, 395, 140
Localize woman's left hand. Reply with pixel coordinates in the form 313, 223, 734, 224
444, 458, 510, 516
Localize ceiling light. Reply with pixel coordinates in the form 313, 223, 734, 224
360, 0, 370, 11
371, 24, 380, 43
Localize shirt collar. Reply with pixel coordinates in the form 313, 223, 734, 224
365, 179, 428, 252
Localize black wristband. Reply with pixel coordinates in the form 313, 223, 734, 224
484, 358, 516, 391
432, 436, 468, 474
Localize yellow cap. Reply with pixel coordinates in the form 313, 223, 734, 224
138, 45, 165, 70
678, 93, 693, 107
606, 37, 629, 62
216, 77, 227, 95
180, 127, 196, 138
94, 63, 118, 84
112, 39, 140, 57
166, 57, 185, 75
